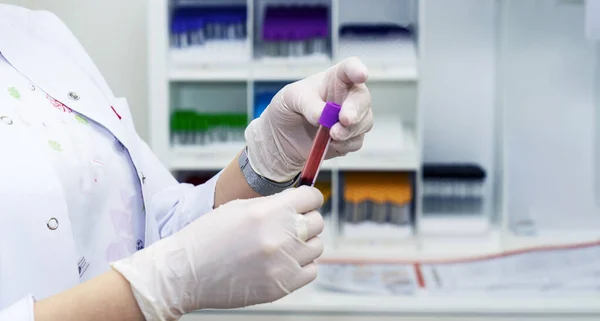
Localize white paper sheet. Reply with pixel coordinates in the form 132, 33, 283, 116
421, 243, 600, 295
317, 242, 600, 296
316, 263, 419, 296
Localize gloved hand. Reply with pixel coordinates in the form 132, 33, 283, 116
246, 57, 373, 182
111, 186, 324, 321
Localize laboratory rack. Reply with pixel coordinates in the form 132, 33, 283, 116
148, 0, 600, 320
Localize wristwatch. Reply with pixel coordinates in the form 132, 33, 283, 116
238, 147, 299, 196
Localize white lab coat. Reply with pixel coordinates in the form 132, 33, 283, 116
0, 5, 220, 319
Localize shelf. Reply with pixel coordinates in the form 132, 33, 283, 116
333, 123, 419, 171
252, 56, 333, 81
170, 67, 251, 82
169, 40, 251, 81
166, 124, 418, 171
169, 143, 245, 170
170, 41, 251, 62
169, 59, 331, 82
337, 37, 419, 82
419, 215, 491, 236
341, 223, 414, 242
366, 64, 418, 82
168, 57, 418, 82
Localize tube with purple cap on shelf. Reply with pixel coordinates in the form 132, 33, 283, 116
297, 102, 341, 187
261, 4, 329, 58
170, 5, 247, 49
311, 5, 329, 55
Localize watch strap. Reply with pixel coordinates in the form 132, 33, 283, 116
238, 147, 299, 196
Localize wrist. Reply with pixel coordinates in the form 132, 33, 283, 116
111, 242, 187, 321
244, 117, 302, 183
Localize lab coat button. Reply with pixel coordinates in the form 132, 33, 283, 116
30, 84, 36, 91
47, 217, 59, 230
140, 172, 146, 184
0, 116, 13, 125
68, 91, 80, 101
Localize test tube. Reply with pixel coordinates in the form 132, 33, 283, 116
170, 18, 181, 48
170, 111, 180, 145
297, 102, 341, 187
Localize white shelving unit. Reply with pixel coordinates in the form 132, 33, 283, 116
149, 0, 422, 243
147, 0, 600, 319
149, 0, 420, 171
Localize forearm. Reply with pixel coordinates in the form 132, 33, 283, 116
34, 270, 144, 321
214, 150, 260, 207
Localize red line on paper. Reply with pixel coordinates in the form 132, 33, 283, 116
318, 240, 600, 265
414, 263, 425, 288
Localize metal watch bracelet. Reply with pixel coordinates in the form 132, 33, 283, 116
238, 147, 299, 196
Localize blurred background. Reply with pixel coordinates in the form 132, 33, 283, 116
6, 0, 600, 320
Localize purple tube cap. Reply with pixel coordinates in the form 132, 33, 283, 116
319, 102, 341, 128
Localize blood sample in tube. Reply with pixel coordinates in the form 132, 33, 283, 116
297, 102, 341, 187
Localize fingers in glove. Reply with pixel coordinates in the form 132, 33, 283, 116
294, 213, 309, 242
276, 185, 324, 214
330, 108, 373, 141
296, 237, 324, 267
287, 262, 319, 292
327, 134, 365, 158
302, 210, 325, 240
335, 83, 372, 128
293, 210, 324, 241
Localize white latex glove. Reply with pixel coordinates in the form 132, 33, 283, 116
246, 57, 373, 182
111, 186, 324, 321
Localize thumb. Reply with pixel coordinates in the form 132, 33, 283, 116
271, 185, 324, 214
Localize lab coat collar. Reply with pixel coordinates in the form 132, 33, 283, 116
0, 11, 134, 150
